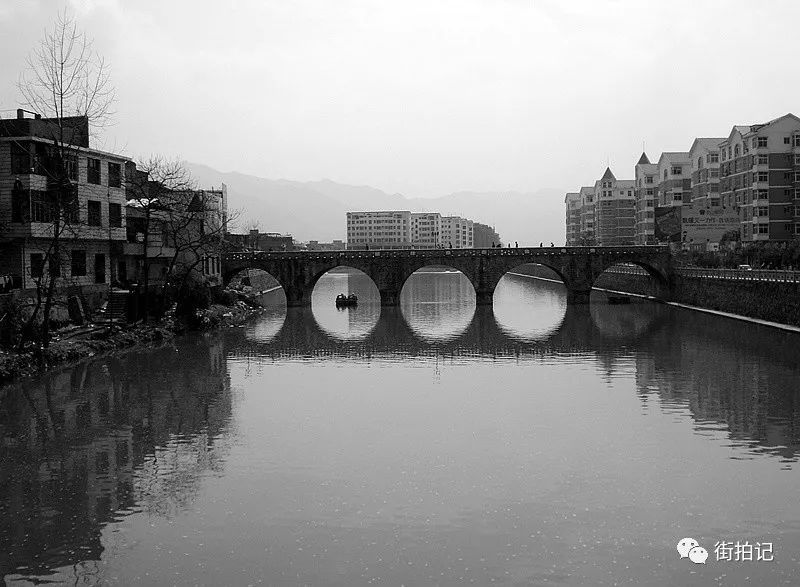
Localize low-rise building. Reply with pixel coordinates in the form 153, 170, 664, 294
306, 239, 345, 251
0, 111, 129, 298
226, 230, 295, 252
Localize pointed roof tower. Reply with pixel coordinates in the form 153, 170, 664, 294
637, 152, 650, 165
600, 167, 616, 181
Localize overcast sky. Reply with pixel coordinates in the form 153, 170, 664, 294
1, 0, 799, 199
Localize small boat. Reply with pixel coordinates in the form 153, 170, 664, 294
607, 294, 631, 305
335, 293, 358, 307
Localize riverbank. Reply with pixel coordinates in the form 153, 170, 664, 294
0, 290, 267, 387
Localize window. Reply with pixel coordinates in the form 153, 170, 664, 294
673, 192, 683, 201
757, 189, 769, 200
88, 200, 102, 226
757, 172, 769, 182
795, 135, 800, 147
94, 254, 106, 283
734, 145, 740, 157
11, 142, 31, 174
758, 154, 769, 165
757, 137, 768, 148
30, 190, 53, 223
108, 162, 121, 188
663, 169, 668, 180
708, 153, 719, 164
87, 158, 101, 184
757, 224, 769, 234
671, 166, 683, 175
109, 202, 122, 227
71, 250, 87, 276
645, 175, 653, 184
785, 136, 792, 145
697, 157, 703, 169
710, 169, 719, 178
30, 253, 44, 279
752, 138, 758, 149
646, 188, 654, 196
794, 154, 800, 166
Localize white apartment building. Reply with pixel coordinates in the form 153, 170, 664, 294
656, 152, 692, 207
410, 213, 441, 248
689, 138, 724, 207
440, 216, 474, 248
634, 152, 657, 244
346, 211, 411, 249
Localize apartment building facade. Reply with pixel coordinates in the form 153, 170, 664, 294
578, 186, 595, 244
656, 152, 692, 208
564, 192, 582, 245
718, 114, 800, 242
440, 216, 474, 249
410, 212, 441, 248
346, 210, 411, 249
689, 138, 723, 207
593, 168, 635, 245
634, 152, 657, 244
0, 112, 129, 292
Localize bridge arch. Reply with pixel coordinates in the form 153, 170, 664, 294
590, 256, 672, 302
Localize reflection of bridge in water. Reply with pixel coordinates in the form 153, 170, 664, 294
228, 299, 800, 463
230, 302, 672, 360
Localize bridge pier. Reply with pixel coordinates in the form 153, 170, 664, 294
566, 289, 592, 305
475, 290, 494, 305
379, 289, 401, 306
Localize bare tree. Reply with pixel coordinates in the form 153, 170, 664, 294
12, 12, 115, 348
126, 157, 238, 319
125, 156, 195, 319
18, 10, 115, 130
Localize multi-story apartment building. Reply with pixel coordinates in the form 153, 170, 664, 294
564, 192, 582, 245
410, 212, 441, 248
0, 111, 129, 293
473, 222, 502, 248
718, 113, 800, 242
634, 152, 657, 244
578, 186, 596, 244
346, 210, 411, 249
656, 152, 692, 208
593, 167, 635, 245
440, 216, 474, 248
689, 138, 724, 207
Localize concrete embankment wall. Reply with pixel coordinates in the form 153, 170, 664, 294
511, 263, 800, 327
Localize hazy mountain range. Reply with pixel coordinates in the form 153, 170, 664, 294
187, 162, 565, 246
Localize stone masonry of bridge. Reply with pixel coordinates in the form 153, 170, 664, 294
222, 246, 674, 307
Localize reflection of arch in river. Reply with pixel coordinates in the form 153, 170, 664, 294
310, 267, 381, 341
399, 267, 476, 342
492, 270, 567, 342
235, 294, 668, 361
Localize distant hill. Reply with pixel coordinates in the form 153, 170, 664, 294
187, 162, 565, 245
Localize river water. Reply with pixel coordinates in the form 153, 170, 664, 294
2, 269, 799, 586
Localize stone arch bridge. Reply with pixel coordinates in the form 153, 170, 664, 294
222, 246, 673, 307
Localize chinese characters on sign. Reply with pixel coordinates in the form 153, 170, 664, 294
677, 538, 774, 565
